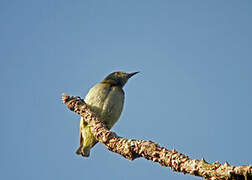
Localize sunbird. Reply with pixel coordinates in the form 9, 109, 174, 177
76, 71, 139, 157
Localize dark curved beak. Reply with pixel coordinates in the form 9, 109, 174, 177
128, 71, 140, 78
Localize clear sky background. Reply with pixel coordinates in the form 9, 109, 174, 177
1, 1, 252, 180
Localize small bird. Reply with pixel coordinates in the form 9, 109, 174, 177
76, 71, 139, 157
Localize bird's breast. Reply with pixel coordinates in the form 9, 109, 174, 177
84, 83, 125, 129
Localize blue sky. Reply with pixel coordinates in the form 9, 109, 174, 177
1, 1, 252, 180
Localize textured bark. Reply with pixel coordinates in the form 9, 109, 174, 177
62, 93, 252, 180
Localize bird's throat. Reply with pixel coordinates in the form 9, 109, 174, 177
101, 79, 123, 88
101, 82, 124, 93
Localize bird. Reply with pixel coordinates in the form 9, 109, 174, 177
75, 71, 139, 157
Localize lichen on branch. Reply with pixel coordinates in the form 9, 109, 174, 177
62, 93, 252, 180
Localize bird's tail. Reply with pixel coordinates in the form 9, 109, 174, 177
75, 146, 90, 157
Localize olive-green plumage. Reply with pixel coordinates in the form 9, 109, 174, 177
76, 71, 139, 157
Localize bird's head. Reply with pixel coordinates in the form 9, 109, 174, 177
102, 71, 139, 87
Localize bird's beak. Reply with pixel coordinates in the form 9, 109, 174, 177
128, 71, 140, 78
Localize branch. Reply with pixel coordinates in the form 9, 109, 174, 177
62, 93, 252, 180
